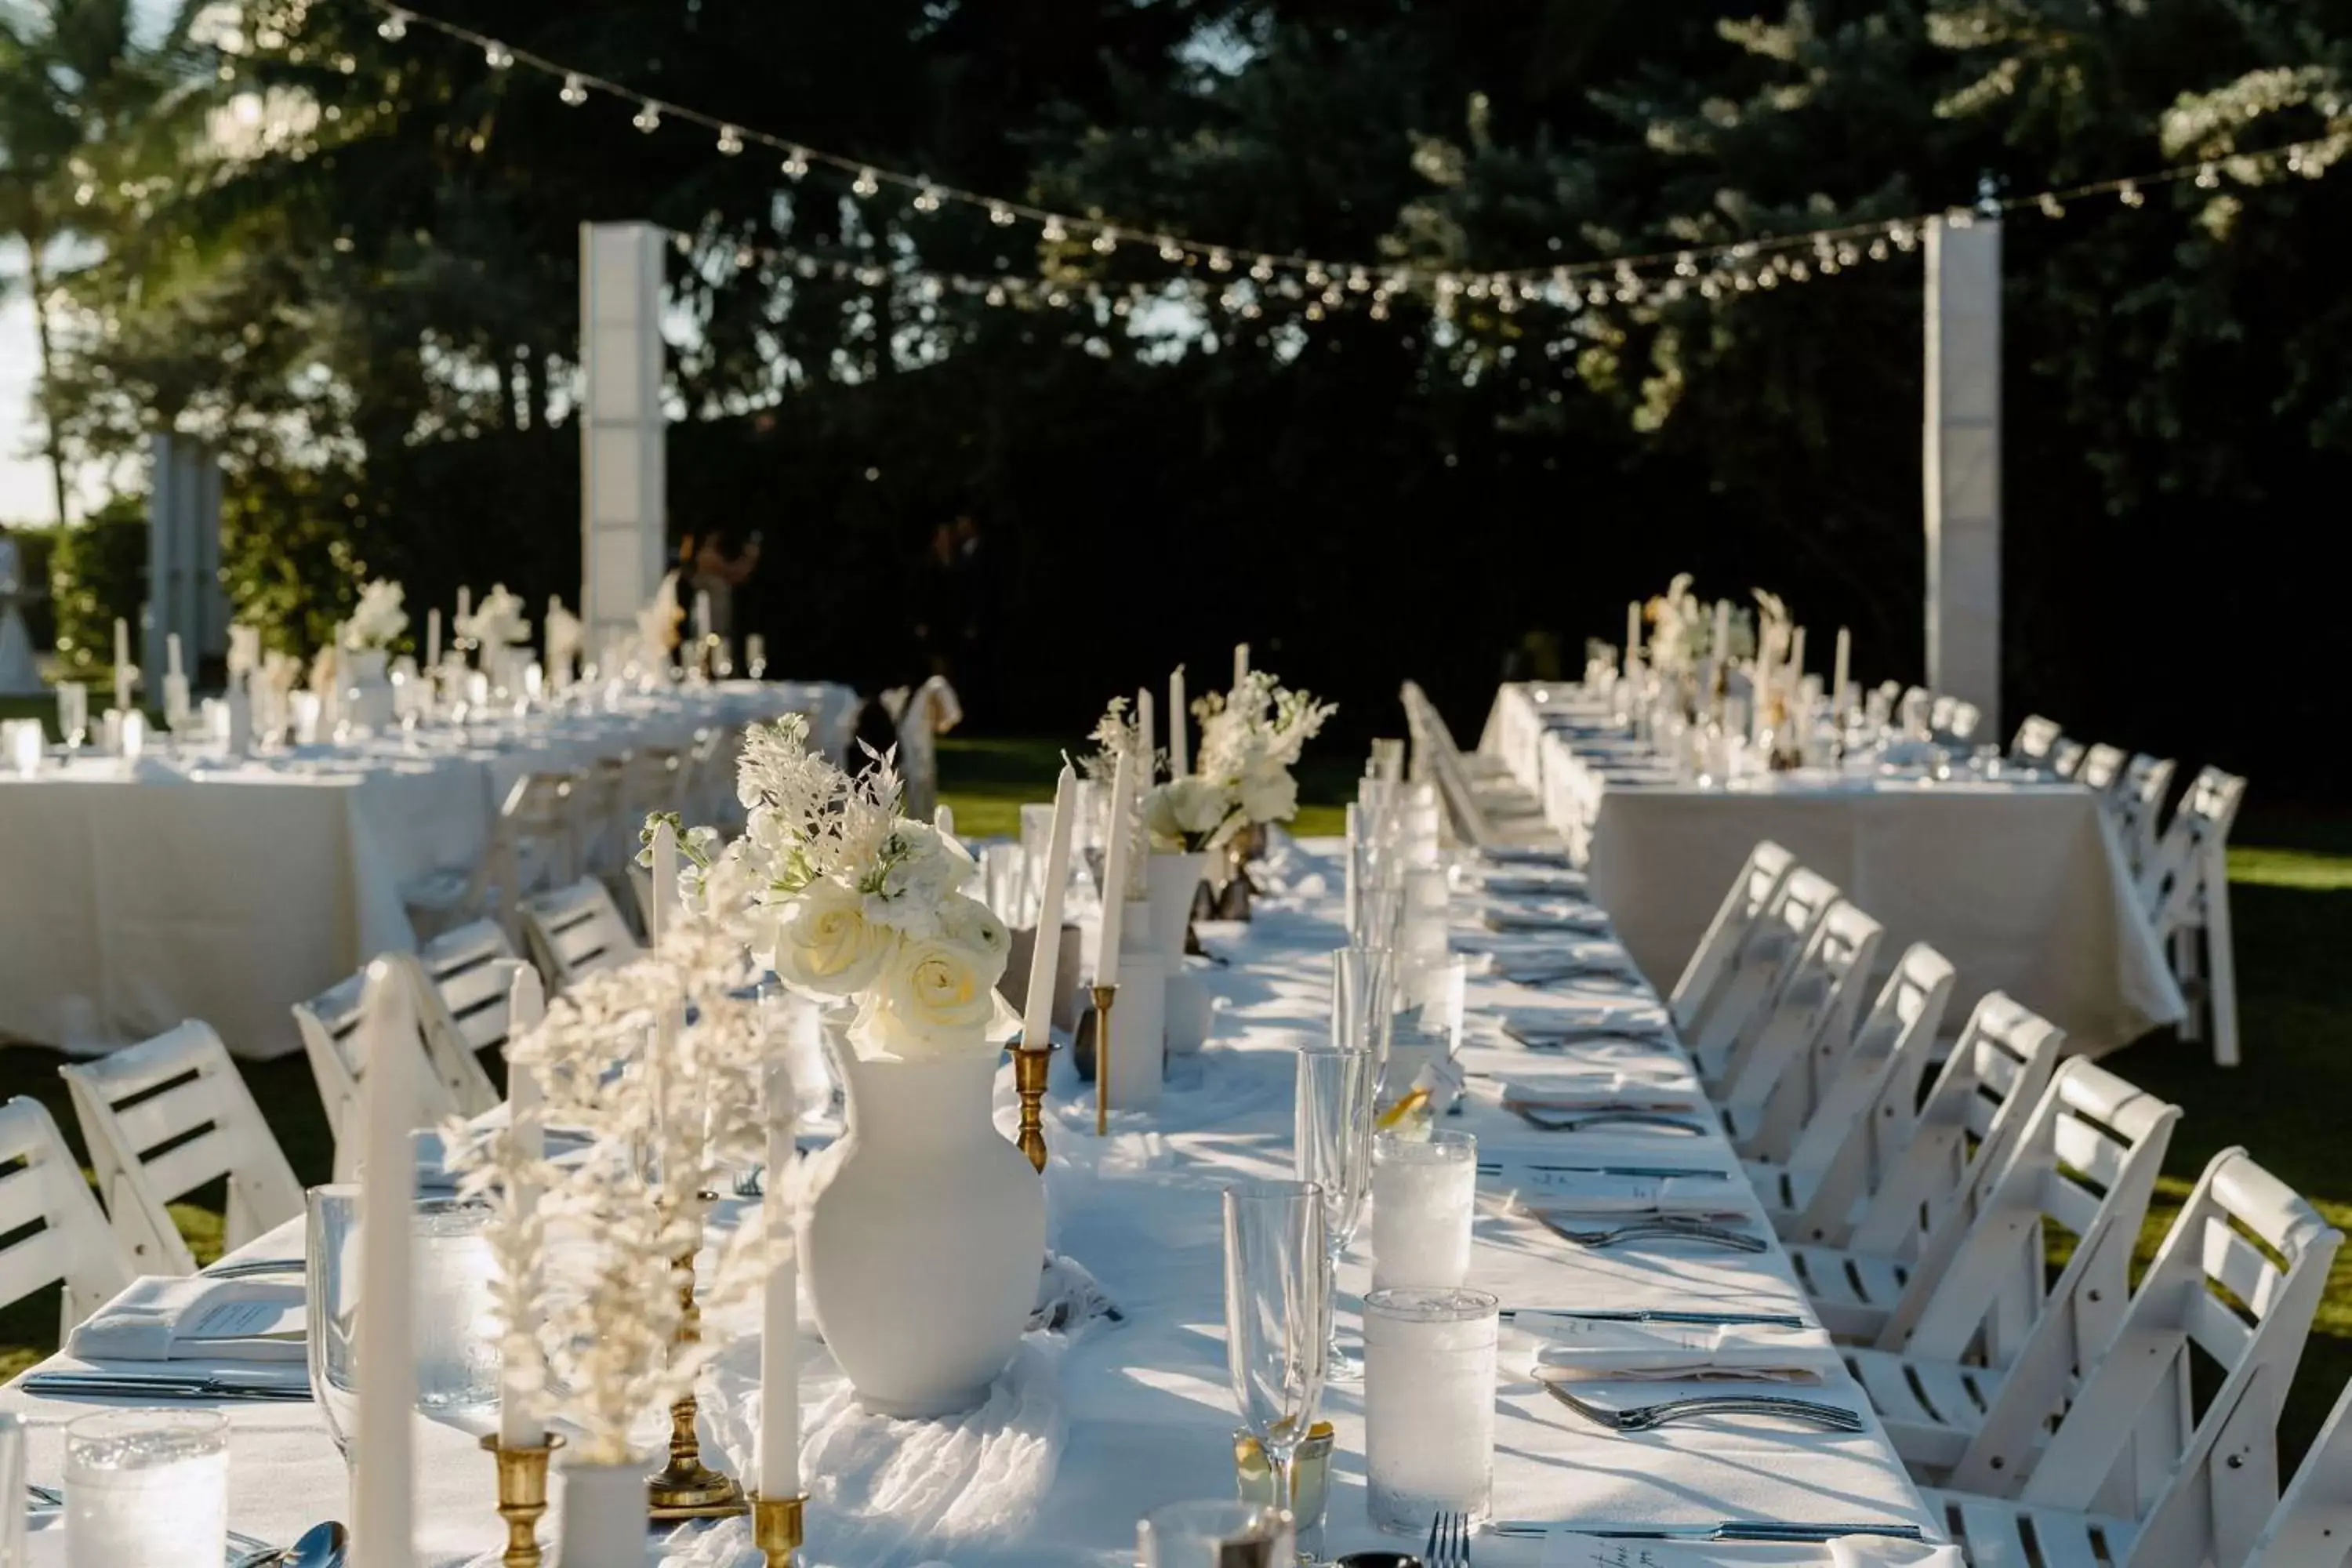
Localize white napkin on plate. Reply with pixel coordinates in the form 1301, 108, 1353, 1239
67, 1273, 307, 1363
1523, 1316, 1836, 1380
1490, 1170, 1737, 1212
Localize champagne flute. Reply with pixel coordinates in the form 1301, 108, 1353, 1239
1294, 1039, 1374, 1381
1332, 943, 1397, 1098
1222, 1180, 1327, 1529
305, 1185, 363, 1508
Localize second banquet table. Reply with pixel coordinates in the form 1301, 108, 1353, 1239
0, 678, 855, 1058
2, 840, 1937, 1564
1482, 683, 2183, 1055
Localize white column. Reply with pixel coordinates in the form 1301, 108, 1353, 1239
144, 436, 230, 681
579, 222, 668, 653
1923, 215, 2002, 736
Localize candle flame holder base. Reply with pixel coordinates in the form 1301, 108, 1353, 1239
1091, 982, 1117, 1137
481, 1432, 561, 1568
751, 1491, 809, 1566
648, 1234, 750, 1519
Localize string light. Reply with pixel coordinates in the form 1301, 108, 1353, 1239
307, 0, 2347, 321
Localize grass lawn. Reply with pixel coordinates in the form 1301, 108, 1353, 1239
5, 735, 2348, 1475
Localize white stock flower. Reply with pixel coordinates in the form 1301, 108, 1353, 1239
1236, 760, 1299, 824
763, 878, 891, 995
344, 579, 408, 649
862, 822, 976, 935
853, 932, 1003, 1056
1145, 776, 1236, 845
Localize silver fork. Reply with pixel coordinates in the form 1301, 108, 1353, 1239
1425, 1507, 1473, 1566
1530, 1213, 1768, 1253
1542, 1381, 1864, 1433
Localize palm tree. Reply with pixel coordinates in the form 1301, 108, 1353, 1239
0, 0, 196, 525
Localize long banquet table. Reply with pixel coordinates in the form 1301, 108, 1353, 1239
1482, 682, 2184, 1056
0, 679, 856, 1058
2, 840, 1937, 1565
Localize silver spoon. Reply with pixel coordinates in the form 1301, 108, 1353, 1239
230, 1521, 348, 1568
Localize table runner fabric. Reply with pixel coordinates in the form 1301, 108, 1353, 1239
2, 840, 1934, 1566
0, 680, 855, 1058
1481, 684, 2183, 1056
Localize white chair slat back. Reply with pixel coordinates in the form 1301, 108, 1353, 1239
1668, 840, 1798, 1035
2248, 1374, 2352, 1566
1690, 864, 1840, 1077
57, 1022, 305, 1277
406, 920, 514, 1116
0, 1096, 138, 1338
1719, 898, 1886, 1163
2011, 713, 2065, 765
520, 877, 646, 991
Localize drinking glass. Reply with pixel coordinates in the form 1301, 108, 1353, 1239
1221, 1180, 1328, 1522
1371, 1131, 1478, 1290
5, 720, 39, 777
307, 1185, 362, 1482
1363, 1287, 1499, 1535
1138, 1500, 1295, 1567
57, 680, 88, 749
1295, 1040, 1374, 1381
0, 1411, 27, 1568
64, 1408, 228, 1568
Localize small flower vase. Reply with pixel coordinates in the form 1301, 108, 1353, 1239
1106, 906, 1167, 1108
1145, 851, 1207, 970
799, 1038, 1046, 1417
555, 1457, 649, 1567
343, 648, 395, 731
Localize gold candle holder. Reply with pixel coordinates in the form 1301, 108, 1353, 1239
1012, 1036, 1054, 1172
648, 1238, 750, 1519
480, 1432, 561, 1568
750, 1490, 809, 1566
1091, 982, 1118, 1137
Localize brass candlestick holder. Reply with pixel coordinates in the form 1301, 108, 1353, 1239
751, 1490, 809, 1566
1091, 982, 1118, 1136
480, 1432, 561, 1568
1012, 1035, 1054, 1172
648, 1227, 749, 1519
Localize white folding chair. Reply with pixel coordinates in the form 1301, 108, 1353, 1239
2052, 737, 2089, 779
405, 919, 517, 1116
401, 768, 583, 945
1402, 680, 1559, 852
58, 1022, 305, 1277
2117, 753, 2178, 876
1667, 840, 1798, 1039
2141, 765, 2249, 1067
1689, 866, 1841, 1083
294, 959, 463, 1182
1944, 699, 1982, 741
0, 1096, 137, 1337
1787, 993, 2063, 1339
2247, 1374, 2352, 1566
2078, 742, 2129, 796
2010, 713, 2064, 767
1744, 942, 1955, 1241
520, 877, 647, 990
1922, 1150, 2341, 1568
1844, 1059, 2180, 1480
1715, 898, 1885, 1164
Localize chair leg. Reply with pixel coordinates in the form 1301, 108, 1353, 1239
2205, 858, 2241, 1069
2172, 924, 2205, 1044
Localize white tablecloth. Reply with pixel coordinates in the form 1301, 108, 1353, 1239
0, 680, 856, 1057
4, 842, 1935, 1565
1480, 685, 2184, 1056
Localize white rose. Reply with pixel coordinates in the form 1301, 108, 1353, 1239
935, 894, 1012, 985
762, 879, 891, 995
1236, 760, 1298, 824
854, 934, 1001, 1056
1145, 777, 1236, 846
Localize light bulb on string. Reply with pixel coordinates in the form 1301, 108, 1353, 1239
1207, 248, 1232, 272
851, 168, 880, 198
483, 42, 514, 70
1369, 299, 1390, 321
717, 125, 744, 156
377, 9, 408, 40
913, 184, 942, 212
2118, 180, 2145, 207
985, 285, 1007, 307
1348, 267, 1371, 292
631, 102, 662, 133
1249, 257, 1275, 281
782, 148, 809, 180
2038, 191, 2065, 218
1674, 252, 1697, 277
559, 73, 587, 107
1091, 228, 1118, 253
1041, 216, 1068, 242
2196, 162, 2221, 189
1867, 236, 1890, 260
990, 202, 1017, 227
1893, 223, 1918, 252
1788, 259, 1809, 281
1158, 236, 1185, 262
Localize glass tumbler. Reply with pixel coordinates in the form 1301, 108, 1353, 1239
1371, 1130, 1478, 1290
1363, 1287, 1499, 1536
1138, 1500, 1295, 1567
64, 1408, 229, 1568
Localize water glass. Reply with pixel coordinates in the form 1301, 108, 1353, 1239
1372, 1131, 1478, 1290
1138, 1500, 1295, 1567
1363, 1287, 1499, 1535
1, 1411, 26, 1568
3, 720, 39, 777
64, 1408, 229, 1568
1221, 1180, 1328, 1515
1294, 1042, 1375, 1379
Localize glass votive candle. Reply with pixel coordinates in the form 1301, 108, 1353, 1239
1138, 1499, 1294, 1568
1371, 1131, 1477, 1290
1363, 1286, 1498, 1537
412, 1197, 503, 1414
5, 719, 41, 777
65, 1407, 229, 1568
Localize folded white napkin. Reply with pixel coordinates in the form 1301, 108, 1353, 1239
67, 1274, 307, 1363
1490, 1169, 1736, 1212
1524, 1316, 1835, 1381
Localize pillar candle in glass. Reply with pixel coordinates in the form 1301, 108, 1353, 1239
1362, 1287, 1497, 1536
1370, 1131, 1476, 1290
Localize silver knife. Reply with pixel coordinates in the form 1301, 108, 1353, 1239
1478, 1163, 1730, 1179
1489, 1520, 1927, 1543
22, 1374, 312, 1403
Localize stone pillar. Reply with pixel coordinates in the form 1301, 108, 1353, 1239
1923, 215, 2002, 735
146, 434, 229, 679
579, 222, 668, 654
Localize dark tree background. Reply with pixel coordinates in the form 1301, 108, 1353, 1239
20, 0, 2352, 795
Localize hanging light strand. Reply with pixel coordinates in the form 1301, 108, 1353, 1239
343, 0, 2346, 306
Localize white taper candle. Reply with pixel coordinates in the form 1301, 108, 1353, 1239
1021, 765, 1076, 1050
758, 1060, 801, 1497
426, 608, 441, 670
1168, 667, 1189, 775
496, 962, 546, 1448
353, 959, 417, 1568
1232, 642, 1249, 690
1137, 688, 1155, 782
1625, 601, 1642, 668
1832, 626, 1852, 714
1094, 744, 1134, 982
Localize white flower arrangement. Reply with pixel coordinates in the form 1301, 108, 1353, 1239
457, 583, 530, 651
1645, 573, 1708, 677
720, 715, 1013, 1061
343, 580, 408, 650
1143, 774, 1242, 854
1191, 669, 1335, 829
